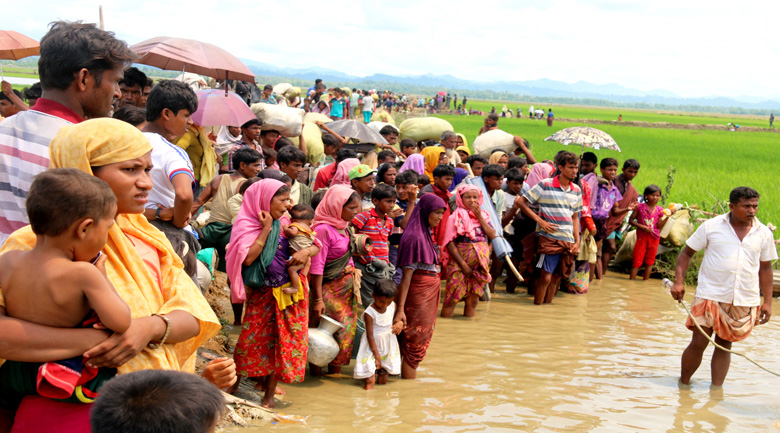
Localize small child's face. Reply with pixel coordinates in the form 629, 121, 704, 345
402, 146, 416, 157
265, 156, 276, 167
76, 207, 116, 262
645, 191, 661, 205
507, 180, 523, 195
374, 197, 396, 215
601, 165, 618, 181
373, 295, 394, 312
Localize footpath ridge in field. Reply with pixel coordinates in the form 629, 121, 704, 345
554, 117, 779, 133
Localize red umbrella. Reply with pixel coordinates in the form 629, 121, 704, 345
437, 91, 447, 96
191, 89, 255, 127
0, 30, 40, 80
130, 36, 254, 82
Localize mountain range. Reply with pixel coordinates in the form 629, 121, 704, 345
240, 59, 780, 112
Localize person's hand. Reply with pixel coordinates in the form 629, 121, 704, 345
387, 207, 403, 219
759, 302, 772, 324
670, 280, 685, 302
469, 202, 483, 218
512, 195, 524, 211
83, 317, 161, 368
94, 253, 108, 277
570, 240, 580, 255
201, 357, 237, 390
538, 220, 559, 234
627, 201, 638, 211
588, 228, 597, 238
157, 206, 174, 221
407, 185, 418, 204
394, 310, 407, 328
288, 249, 309, 267
392, 147, 404, 157
1, 81, 12, 97
312, 298, 325, 322
391, 320, 403, 335
460, 263, 474, 278
258, 210, 272, 228
374, 358, 382, 371
207, 132, 217, 142
315, 121, 324, 128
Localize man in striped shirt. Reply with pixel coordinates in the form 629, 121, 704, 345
0, 22, 134, 244
519, 151, 582, 305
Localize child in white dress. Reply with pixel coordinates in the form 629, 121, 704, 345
353, 279, 402, 389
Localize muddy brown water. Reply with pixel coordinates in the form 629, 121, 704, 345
227, 276, 780, 432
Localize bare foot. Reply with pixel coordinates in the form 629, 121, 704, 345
377, 370, 388, 385
261, 394, 276, 408
364, 376, 375, 390
328, 365, 342, 375
282, 286, 298, 295
254, 382, 286, 395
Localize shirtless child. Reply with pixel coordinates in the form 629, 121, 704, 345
282, 204, 317, 295
0, 168, 131, 406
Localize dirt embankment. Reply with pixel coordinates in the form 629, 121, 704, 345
555, 117, 780, 133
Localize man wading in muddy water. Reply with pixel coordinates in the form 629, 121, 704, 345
670, 187, 776, 386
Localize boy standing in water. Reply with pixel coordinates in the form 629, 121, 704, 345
671, 187, 776, 386
518, 152, 582, 305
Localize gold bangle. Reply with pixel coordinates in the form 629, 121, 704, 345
255, 240, 265, 248
149, 314, 171, 349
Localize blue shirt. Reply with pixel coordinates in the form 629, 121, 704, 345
330, 98, 345, 118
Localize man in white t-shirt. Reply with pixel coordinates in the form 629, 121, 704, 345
671, 186, 777, 386
350, 88, 360, 119
142, 79, 201, 279
361, 90, 374, 123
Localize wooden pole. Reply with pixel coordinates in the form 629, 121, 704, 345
99, 5, 104, 30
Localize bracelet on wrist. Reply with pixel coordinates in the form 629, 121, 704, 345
149, 313, 171, 349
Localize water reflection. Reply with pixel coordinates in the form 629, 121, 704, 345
232, 276, 780, 433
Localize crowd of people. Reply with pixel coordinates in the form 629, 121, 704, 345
0, 20, 775, 433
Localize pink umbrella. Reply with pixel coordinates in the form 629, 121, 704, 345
437, 91, 447, 96
0, 30, 40, 80
191, 89, 256, 127
130, 36, 254, 82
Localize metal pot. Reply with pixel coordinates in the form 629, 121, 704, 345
307, 315, 345, 367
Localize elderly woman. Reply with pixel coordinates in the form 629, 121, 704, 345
393, 194, 447, 379
227, 179, 318, 408
309, 185, 362, 376
0, 119, 220, 432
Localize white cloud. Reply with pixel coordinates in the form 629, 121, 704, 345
2, 0, 779, 98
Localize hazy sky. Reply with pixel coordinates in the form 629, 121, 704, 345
3, 0, 778, 98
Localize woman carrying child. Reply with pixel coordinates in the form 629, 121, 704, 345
353, 279, 402, 390
0, 119, 221, 431
628, 185, 673, 280
394, 194, 447, 379
227, 179, 319, 408
309, 185, 362, 376
441, 185, 496, 317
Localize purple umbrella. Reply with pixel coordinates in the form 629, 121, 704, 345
191, 89, 256, 127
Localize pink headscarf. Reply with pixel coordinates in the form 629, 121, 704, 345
525, 162, 554, 190
399, 153, 424, 176
312, 184, 356, 231
331, 158, 360, 186
226, 178, 285, 302
442, 184, 491, 246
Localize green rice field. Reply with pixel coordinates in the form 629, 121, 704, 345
460, 100, 774, 129
432, 113, 779, 236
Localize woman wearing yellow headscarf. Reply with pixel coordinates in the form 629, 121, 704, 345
488, 150, 509, 169
421, 146, 446, 182
455, 133, 469, 150
0, 119, 221, 431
